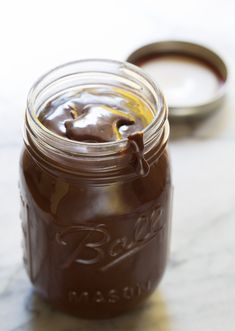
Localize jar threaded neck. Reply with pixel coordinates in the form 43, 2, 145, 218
25, 59, 169, 179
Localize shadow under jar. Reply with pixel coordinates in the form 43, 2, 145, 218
19, 59, 172, 319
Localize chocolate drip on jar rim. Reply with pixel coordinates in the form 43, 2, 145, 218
128, 132, 150, 177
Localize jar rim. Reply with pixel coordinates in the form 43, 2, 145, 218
26, 58, 168, 156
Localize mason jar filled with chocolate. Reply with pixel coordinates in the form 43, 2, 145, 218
19, 59, 172, 318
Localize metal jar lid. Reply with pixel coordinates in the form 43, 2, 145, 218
127, 40, 228, 121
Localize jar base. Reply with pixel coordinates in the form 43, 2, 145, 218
34, 288, 157, 319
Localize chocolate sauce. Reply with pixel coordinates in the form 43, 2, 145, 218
38, 87, 153, 143
20, 147, 171, 318
20, 64, 172, 319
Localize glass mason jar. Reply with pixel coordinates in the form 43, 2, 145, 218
19, 59, 172, 318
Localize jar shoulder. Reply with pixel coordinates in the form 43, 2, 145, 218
19, 147, 171, 222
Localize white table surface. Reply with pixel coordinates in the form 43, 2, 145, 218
0, 1, 235, 330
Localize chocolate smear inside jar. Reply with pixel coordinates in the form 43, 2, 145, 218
38, 86, 154, 143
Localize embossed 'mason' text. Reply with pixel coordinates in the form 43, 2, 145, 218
68, 280, 152, 304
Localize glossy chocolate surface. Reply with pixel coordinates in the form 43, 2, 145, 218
38, 87, 153, 143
